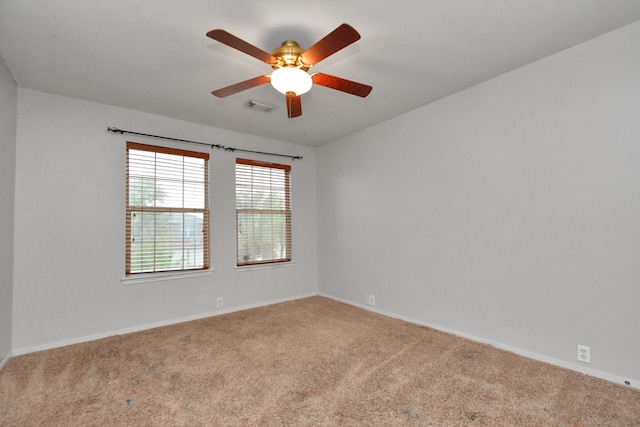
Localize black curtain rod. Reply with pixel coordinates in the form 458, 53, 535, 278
107, 127, 303, 161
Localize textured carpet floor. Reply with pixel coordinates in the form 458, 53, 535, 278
1, 296, 639, 426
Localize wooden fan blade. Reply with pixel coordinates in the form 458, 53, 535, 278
207, 29, 276, 64
311, 73, 372, 97
286, 93, 302, 118
212, 75, 270, 98
299, 24, 361, 66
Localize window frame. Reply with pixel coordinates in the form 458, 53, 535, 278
125, 141, 210, 275
235, 158, 292, 267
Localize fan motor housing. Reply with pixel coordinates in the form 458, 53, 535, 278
271, 40, 309, 71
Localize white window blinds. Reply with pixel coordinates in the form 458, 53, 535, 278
126, 142, 209, 274
235, 158, 291, 266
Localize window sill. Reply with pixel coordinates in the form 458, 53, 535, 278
235, 261, 296, 273
121, 269, 213, 285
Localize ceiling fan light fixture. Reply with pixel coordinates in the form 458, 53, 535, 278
270, 67, 312, 96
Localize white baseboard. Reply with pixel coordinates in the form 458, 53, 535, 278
12, 292, 317, 356
12, 291, 639, 392
0, 351, 11, 372
320, 293, 640, 391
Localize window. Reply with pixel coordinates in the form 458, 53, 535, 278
235, 158, 291, 266
126, 142, 209, 274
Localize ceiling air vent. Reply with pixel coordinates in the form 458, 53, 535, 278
247, 100, 275, 112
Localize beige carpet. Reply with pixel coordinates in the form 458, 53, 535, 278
1, 296, 639, 426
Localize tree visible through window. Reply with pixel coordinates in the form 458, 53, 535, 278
236, 158, 291, 266
126, 142, 209, 274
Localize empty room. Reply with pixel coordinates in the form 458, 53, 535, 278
1, 1, 640, 425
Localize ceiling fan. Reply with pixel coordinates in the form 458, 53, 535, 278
206, 24, 372, 118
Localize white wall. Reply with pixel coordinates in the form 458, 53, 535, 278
318, 21, 640, 384
0, 55, 17, 366
12, 89, 317, 352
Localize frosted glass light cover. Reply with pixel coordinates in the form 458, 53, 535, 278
270, 67, 312, 96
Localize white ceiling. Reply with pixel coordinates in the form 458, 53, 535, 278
2, 1, 640, 147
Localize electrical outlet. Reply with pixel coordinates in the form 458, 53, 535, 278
577, 344, 591, 363
370, 295, 375, 306
365, 295, 370, 305
216, 297, 223, 308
